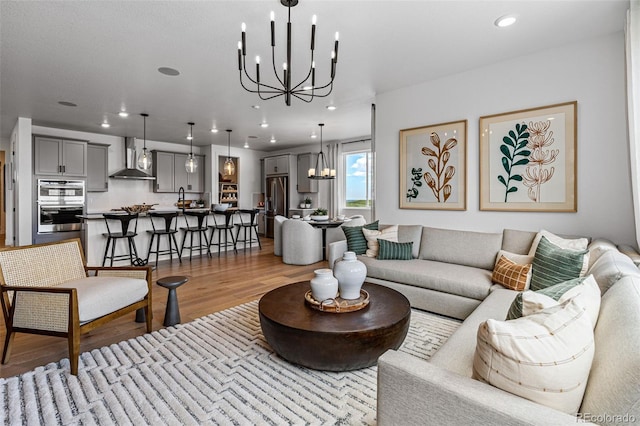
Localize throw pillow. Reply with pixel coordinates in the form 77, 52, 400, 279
529, 230, 590, 276
377, 239, 413, 260
473, 296, 595, 414
506, 275, 601, 327
341, 221, 379, 255
530, 236, 588, 291
362, 225, 398, 257
492, 254, 532, 291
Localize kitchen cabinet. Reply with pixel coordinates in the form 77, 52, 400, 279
34, 136, 87, 176
152, 150, 204, 193
87, 143, 109, 192
219, 183, 238, 208
296, 153, 318, 193
264, 155, 289, 175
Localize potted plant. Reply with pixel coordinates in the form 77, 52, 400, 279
196, 199, 205, 208
310, 207, 329, 221
304, 197, 312, 208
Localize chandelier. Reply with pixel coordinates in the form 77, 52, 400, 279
224, 130, 236, 177
308, 123, 335, 180
237, 0, 339, 106
185, 122, 198, 174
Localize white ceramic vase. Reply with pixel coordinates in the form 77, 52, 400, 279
334, 251, 367, 300
310, 268, 339, 302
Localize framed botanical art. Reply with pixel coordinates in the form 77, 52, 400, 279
400, 120, 467, 210
479, 101, 577, 212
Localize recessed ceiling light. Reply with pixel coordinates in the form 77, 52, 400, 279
118, 111, 129, 118
260, 123, 269, 128
58, 101, 77, 107
210, 128, 219, 133
244, 142, 249, 148
158, 67, 180, 76
186, 135, 193, 140
310, 134, 317, 139
326, 105, 337, 111
251, 105, 260, 109
101, 122, 110, 128
494, 14, 517, 28
270, 137, 276, 143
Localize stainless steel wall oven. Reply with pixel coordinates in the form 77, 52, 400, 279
37, 179, 85, 233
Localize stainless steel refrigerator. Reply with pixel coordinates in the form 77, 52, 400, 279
265, 175, 288, 238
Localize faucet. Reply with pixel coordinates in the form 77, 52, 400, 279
178, 186, 185, 213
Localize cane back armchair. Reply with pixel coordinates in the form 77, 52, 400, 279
0, 238, 152, 375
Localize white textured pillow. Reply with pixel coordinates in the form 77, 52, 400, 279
494, 249, 534, 267
529, 230, 590, 276
362, 225, 398, 257
521, 275, 601, 328
587, 238, 617, 269
473, 296, 595, 414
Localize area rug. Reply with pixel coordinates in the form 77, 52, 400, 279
0, 300, 460, 425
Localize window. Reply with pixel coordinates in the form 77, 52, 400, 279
344, 150, 372, 208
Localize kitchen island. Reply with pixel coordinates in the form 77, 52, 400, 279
79, 208, 255, 266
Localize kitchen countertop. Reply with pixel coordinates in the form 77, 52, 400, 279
79, 207, 214, 220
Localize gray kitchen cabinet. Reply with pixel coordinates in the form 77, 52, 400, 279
296, 153, 318, 193
152, 150, 204, 192
87, 143, 109, 192
34, 136, 87, 176
265, 154, 289, 175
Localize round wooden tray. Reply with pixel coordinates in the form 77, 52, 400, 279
304, 289, 370, 313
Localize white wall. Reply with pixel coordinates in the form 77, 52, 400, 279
375, 32, 634, 245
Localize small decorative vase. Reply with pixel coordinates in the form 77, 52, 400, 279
305, 203, 311, 208
310, 268, 339, 302
334, 251, 367, 300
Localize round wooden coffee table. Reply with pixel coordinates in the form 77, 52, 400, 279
259, 281, 411, 371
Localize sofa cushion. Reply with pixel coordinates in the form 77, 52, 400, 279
501, 229, 537, 255
377, 239, 413, 260
342, 221, 379, 255
473, 296, 595, 414
362, 225, 398, 257
530, 236, 588, 291
63, 276, 149, 323
359, 256, 492, 301
419, 227, 503, 270
587, 249, 640, 295
580, 276, 640, 423
491, 255, 531, 291
587, 238, 618, 269
397, 225, 423, 258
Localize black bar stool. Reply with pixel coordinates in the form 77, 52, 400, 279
209, 210, 238, 256
235, 208, 262, 251
146, 212, 182, 267
102, 213, 140, 266
180, 210, 210, 260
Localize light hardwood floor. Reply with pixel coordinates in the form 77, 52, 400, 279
0, 239, 323, 378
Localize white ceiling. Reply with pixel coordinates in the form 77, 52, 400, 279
0, 0, 630, 152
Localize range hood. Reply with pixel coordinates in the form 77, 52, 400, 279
109, 137, 155, 180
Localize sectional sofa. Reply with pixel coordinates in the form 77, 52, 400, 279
328, 225, 640, 425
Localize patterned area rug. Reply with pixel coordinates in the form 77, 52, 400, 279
0, 300, 460, 425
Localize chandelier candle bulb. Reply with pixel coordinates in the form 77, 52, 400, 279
309, 168, 316, 177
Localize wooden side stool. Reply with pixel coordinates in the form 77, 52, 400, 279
157, 276, 189, 327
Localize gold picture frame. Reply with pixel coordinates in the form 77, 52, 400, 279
479, 101, 577, 212
400, 120, 467, 210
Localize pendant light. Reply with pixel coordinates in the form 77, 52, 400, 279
137, 113, 152, 170
185, 122, 198, 173
308, 123, 335, 179
224, 129, 236, 177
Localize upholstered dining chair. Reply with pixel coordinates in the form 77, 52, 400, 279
282, 219, 323, 265
273, 215, 287, 257
0, 238, 152, 375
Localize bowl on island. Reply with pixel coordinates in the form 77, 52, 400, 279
121, 204, 156, 214
213, 203, 230, 212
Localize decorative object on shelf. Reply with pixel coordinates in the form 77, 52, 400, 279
304, 288, 370, 313
137, 113, 152, 170
185, 122, 198, 173
196, 199, 205, 208
333, 251, 367, 300
309, 268, 338, 302
308, 123, 335, 179
237, 0, 339, 106
304, 196, 312, 208
224, 129, 236, 177
310, 207, 328, 221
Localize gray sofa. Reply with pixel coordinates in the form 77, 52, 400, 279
328, 225, 640, 425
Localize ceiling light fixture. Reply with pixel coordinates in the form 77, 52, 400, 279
158, 67, 180, 76
101, 122, 110, 128
224, 130, 236, 177
308, 123, 335, 180
270, 137, 277, 143
260, 122, 269, 128
252, 105, 261, 109
494, 14, 517, 28
237, 0, 339, 106
244, 142, 250, 148
137, 113, 152, 170
185, 122, 198, 174
326, 105, 336, 111
118, 111, 129, 118
210, 127, 219, 133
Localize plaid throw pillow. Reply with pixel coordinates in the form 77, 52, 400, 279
377, 239, 413, 260
341, 221, 379, 255
492, 255, 532, 291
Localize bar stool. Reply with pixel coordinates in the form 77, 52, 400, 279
180, 210, 210, 260
102, 213, 140, 266
235, 208, 262, 251
209, 210, 237, 256
146, 212, 182, 267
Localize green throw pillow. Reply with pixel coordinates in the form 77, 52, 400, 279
377, 239, 413, 260
342, 221, 379, 255
506, 276, 586, 320
530, 236, 587, 291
